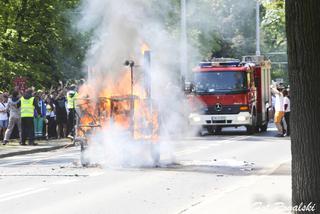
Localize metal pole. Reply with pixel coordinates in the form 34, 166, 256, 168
180, 0, 187, 78
130, 63, 134, 137
124, 60, 135, 136
130, 64, 133, 99
256, 0, 261, 56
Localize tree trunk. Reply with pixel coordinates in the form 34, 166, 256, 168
286, 0, 320, 213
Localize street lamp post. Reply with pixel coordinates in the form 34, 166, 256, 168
256, 0, 261, 56
180, 0, 187, 79
124, 60, 135, 136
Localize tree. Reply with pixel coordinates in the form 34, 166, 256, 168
286, 0, 320, 212
0, 0, 88, 90
261, 0, 286, 52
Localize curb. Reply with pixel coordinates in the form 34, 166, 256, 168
0, 143, 75, 159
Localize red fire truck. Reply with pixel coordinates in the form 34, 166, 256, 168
187, 56, 272, 134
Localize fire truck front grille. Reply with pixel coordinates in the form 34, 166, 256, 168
212, 120, 232, 124
203, 105, 241, 115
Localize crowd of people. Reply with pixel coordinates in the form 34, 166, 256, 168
0, 84, 78, 145
271, 83, 291, 137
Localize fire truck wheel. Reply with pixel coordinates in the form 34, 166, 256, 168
206, 126, 215, 135
246, 125, 255, 134
260, 123, 268, 132
246, 108, 258, 134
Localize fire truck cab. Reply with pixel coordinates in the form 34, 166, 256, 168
187, 56, 272, 134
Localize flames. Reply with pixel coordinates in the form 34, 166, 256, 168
76, 43, 159, 142
141, 42, 150, 54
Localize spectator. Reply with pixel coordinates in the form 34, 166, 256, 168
3, 90, 21, 145
45, 97, 56, 139
283, 89, 290, 136
270, 84, 285, 137
34, 90, 46, 139
21, 88, 40, 145
54, 92, 68, 138
67, 85, 78, 138
0, 94, 9, 140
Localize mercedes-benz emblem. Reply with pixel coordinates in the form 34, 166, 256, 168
215, 103, 222, 111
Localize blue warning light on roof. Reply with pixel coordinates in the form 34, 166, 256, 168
199, 59, 240, 68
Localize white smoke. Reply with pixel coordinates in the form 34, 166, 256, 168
76, 0, 198, 168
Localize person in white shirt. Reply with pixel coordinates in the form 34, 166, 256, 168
270, 85, 285, 136
3, 90, 21, 145
0, 94, 9, 139
283, 89, 290, 136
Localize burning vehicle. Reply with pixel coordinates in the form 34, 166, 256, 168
75, 49, 160, 166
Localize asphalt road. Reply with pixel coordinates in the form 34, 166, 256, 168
0, 126, 291, 214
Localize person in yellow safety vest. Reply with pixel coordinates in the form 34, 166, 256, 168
66, 84, 78, 138
20, 89, 40, 145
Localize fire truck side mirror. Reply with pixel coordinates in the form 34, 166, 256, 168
184, 82, 194, 94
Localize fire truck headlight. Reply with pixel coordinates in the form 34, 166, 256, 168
237, 116, 247, 122
190, 114, 201, 122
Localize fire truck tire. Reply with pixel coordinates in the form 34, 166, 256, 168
260, 111, 269, 132
246, 125, 255, 134
206, 126, 222, 135
246, 109, 258, 134
206, 126, 215, 134
260, 123, 268, 132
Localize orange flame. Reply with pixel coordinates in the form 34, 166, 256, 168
141, 42, 150, 55
77, 44, 158, 142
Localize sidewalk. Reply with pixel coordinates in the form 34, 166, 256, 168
0, 139, 74, 159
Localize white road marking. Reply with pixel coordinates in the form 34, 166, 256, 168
0, 187, 48, 202
0, 188, 34, 199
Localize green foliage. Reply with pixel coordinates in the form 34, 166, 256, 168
261, 0, 287, 82
0, 0, 288, 90
261, 0, 286, 52
164, 0, 257, 62
0, 0, 89, 91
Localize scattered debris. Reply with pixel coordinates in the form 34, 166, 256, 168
191, 201, 202, 207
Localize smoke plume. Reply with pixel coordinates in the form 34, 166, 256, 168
76, 0, 196, 168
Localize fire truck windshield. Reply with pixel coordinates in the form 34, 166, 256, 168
193, 71, 247, 94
